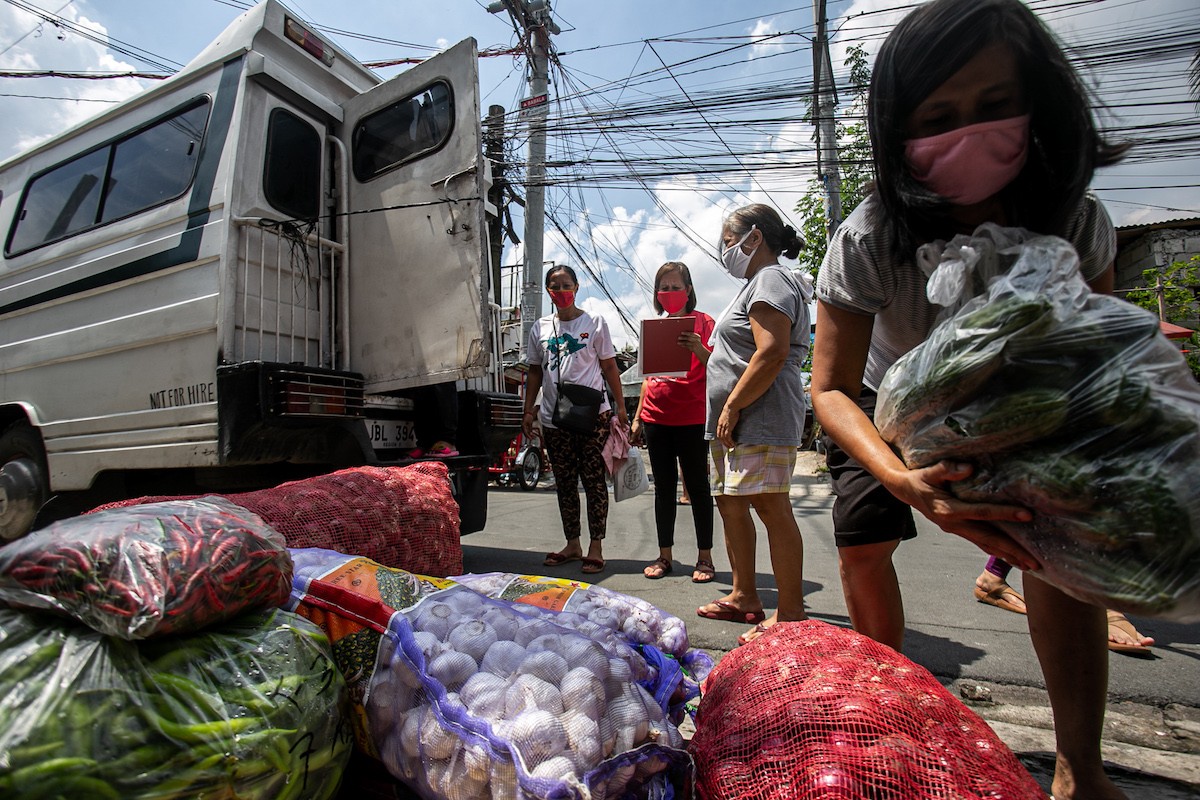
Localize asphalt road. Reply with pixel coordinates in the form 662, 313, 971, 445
468, 451, 1200, 708
464, 451, 1200, 795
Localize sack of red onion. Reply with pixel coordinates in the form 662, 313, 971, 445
287, 548, 691, 799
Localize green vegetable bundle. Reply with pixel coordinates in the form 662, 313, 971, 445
876, 225, 1200, 620
0, 607, 352, 799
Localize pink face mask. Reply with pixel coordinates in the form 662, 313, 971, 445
548, 289, 575, 309
905, 114, 1031, 206
656, 290, 689, 315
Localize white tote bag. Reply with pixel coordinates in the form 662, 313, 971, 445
612, 447, 649, 502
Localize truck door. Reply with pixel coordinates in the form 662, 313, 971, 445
339, 38, 489, 394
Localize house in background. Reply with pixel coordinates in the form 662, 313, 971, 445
1114, 217, 1200, 338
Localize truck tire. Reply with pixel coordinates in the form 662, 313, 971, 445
518, 449, 542, 492
0, 421, 49, 541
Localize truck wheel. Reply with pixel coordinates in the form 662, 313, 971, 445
0, 421, 49, 541
518, 450, 542, 491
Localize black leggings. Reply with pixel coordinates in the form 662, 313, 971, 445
642, 422, 713, 550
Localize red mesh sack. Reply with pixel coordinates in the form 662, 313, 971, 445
90, 463, 463, 577
688, 620, 1045, 800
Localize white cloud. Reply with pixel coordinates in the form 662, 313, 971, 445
0, 5, 151, 162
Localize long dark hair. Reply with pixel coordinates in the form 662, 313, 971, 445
868, 0, 1128, 255
723, 204, 804, 259
652, 262, 697, 313
544, 264, 579, 288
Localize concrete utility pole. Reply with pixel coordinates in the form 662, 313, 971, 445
813, 0, 843, 239
488, 0, 559, 358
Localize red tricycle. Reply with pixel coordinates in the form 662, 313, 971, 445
488, 430, 548, 491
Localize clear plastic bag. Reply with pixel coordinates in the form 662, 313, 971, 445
876, 225, 1200, 620
0, 497, 293, 639
288, 548, 692, 800
0, 607, 351, 799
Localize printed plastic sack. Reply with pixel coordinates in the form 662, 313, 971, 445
287, 548, 691, 800
0, 497, 291, 639
0, 606, 351, 800
613, 446, 650, 502
875, 225, 1200, 620
451, 571, 714, 721
689, 620, 1045, 800
91, 463, 463, 577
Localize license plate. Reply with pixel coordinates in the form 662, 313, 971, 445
365, 418, 415, 450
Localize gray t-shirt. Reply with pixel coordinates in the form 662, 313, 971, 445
816, 192, 1116, 390
705, 264, 813, 446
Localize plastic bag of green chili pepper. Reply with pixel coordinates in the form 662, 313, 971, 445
0, 497, 293, 639
0, 606, 353, 799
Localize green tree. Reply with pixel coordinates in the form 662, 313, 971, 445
795, 44, 873, 277
1124, 253, 1200, 379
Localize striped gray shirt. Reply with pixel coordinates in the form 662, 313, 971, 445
816, 193, 1116, 390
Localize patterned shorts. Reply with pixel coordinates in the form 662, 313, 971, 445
709, 442, 796, 495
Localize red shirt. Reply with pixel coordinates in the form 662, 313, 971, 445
639, 311, 715, 426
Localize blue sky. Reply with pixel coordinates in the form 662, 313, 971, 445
1, 0, 1197, 347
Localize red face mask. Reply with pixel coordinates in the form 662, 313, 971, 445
657, 290, 689, 315
548, 289, 575, 309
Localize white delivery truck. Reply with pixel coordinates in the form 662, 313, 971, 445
0, 0, 523, 538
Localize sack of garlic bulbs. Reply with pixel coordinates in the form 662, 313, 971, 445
286, 548, 692, 799
450, 572, 714, 724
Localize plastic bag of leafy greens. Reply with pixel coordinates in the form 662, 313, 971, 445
0, 607, 352, 800
875, 224, 1200, 621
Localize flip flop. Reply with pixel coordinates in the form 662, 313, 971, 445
737, 620, 773, 647
543, 551, 581, 567
1107, 611, 1154, 658
691, 559, 716, 584
643, 557, 672, 579
581, 557, 606, 574
974, 583, 1027, 615
696, 600, 765, 624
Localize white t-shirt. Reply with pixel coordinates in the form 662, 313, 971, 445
816, 192, 1116, 390
527, 311, 616, 428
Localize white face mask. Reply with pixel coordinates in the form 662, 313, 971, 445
721, 226, 758, 279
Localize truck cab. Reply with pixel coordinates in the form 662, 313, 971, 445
0, 0, 520, 538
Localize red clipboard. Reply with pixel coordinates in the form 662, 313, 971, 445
640, 316, 693, 377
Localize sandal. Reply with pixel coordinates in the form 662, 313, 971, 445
643, 557, 672, 579
974, 582, 1027, 615
1107, 611, 1154, 657
543, 551, 581, 567
696, 600, 765, 624
737, 620, 774, 647
581, 557, 606, 575
691, 559, 716, 584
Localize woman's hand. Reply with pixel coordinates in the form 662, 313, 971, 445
716, 404, 739, 448
522, 412, 537, 440
678, 331, 703, 355
893, 460, 1040, 572
630, 417, 644, 446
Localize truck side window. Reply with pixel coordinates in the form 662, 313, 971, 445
6, 98, 211, 256
352, 81, 454, 182
264, 109, 322, 220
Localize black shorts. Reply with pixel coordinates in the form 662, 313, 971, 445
823, 388, 918, 548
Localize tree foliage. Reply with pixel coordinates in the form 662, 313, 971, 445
794, 44, 874, 277
1125, 253, 1200, 379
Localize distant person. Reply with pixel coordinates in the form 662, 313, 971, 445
631, 262, 717, 584
975, 557, 1155, 656
697, 203, 811, 646
523, 265, 628, 575
809, 1, 1134, 795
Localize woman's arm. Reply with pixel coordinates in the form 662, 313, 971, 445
714, 302, 791, 447
810, 300, 1039, 571
600, 357, 629, 427
523, 364, 544, 439
1086, 262, 1115, 295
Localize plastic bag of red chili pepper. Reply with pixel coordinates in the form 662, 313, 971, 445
0, 496, 292, 639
